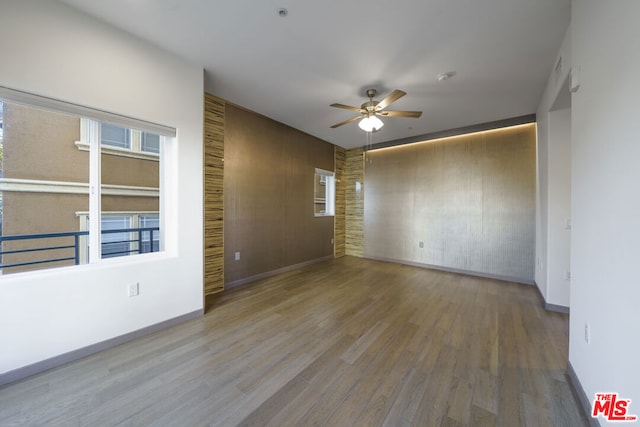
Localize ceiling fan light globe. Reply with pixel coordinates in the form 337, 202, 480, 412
358, 116, 384, 132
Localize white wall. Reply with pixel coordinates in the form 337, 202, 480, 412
571, 0, 640, 423
535, 25, 572, 309
546, 108, 571, 307
0, 0, 204, 374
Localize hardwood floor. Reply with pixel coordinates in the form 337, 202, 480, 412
0, 257, 587, 426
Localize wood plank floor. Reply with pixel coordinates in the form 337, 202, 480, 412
0, 257, 588, 426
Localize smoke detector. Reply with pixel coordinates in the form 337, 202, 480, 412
437, 71, 456, 81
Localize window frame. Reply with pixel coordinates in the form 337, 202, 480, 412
314, 168, 335, 217
0, 86, 173, 276
75, 119, 161, 161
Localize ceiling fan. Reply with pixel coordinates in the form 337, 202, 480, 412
330, 89, 422, 132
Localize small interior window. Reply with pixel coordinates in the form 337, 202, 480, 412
314, 168, 335, 217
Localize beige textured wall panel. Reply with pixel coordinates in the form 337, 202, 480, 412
364, 124, 536, 282
334, 146, 346, 257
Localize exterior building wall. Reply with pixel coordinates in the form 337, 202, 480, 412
3, 102, 86, 182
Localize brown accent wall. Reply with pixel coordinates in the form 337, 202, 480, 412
224, 104, 334, 285
334, 146, 346, 257
203, 93, 225, 295
345, 148, 364, 257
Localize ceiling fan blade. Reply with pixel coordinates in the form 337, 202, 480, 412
378, 110, 423, 118
375, 89, 407, 110
330, 116, 362, 128
330, 103, 366, 113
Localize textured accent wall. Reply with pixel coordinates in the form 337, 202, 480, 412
364, 124, 536, 283
345, 148, 364, 257
334, 146, 346, 258
203, 93, 225, 295
224, 104, 334, 285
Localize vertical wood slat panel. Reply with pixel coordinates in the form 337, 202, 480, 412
345, 148, 364, 257
334, 146, 346, 257
204, 93, 225, 295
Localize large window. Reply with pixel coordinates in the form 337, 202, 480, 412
0, 87, 173, 275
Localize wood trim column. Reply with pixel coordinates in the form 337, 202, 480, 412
334, 146, 346, 257
345, 148, 364, 257
203, 93, 225, 295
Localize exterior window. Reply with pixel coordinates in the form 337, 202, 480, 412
101, 216, 132, 258
314, 168, 335, 216
140, 215, 160, 252
77, 213, 159, 263
0, 91, 171, 276
141, 132, 160, 154
75, 119, 161, 160
101, 123, 131, 149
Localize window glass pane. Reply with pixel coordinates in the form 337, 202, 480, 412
101, 216, 132, 258
0, 100, 89, 274
101, 123, 130, 149
101, 125, 161, 259
140, 215, 160, 253
141, 132, 160, 154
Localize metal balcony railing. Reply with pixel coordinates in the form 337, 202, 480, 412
0, 227, 160, 270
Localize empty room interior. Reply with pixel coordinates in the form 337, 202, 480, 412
1, 1, 638, 426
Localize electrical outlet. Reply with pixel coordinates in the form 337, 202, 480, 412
419, 241, 424, 248
128, 282, 139, 297
584, 323, 590, 344
234, 251, 240, 261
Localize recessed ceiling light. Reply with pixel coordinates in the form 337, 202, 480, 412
278, 8, 288, 17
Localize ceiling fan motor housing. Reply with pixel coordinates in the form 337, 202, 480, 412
362, 100, 379, 113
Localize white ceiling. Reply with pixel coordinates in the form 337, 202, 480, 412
58, 0, 570, 149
